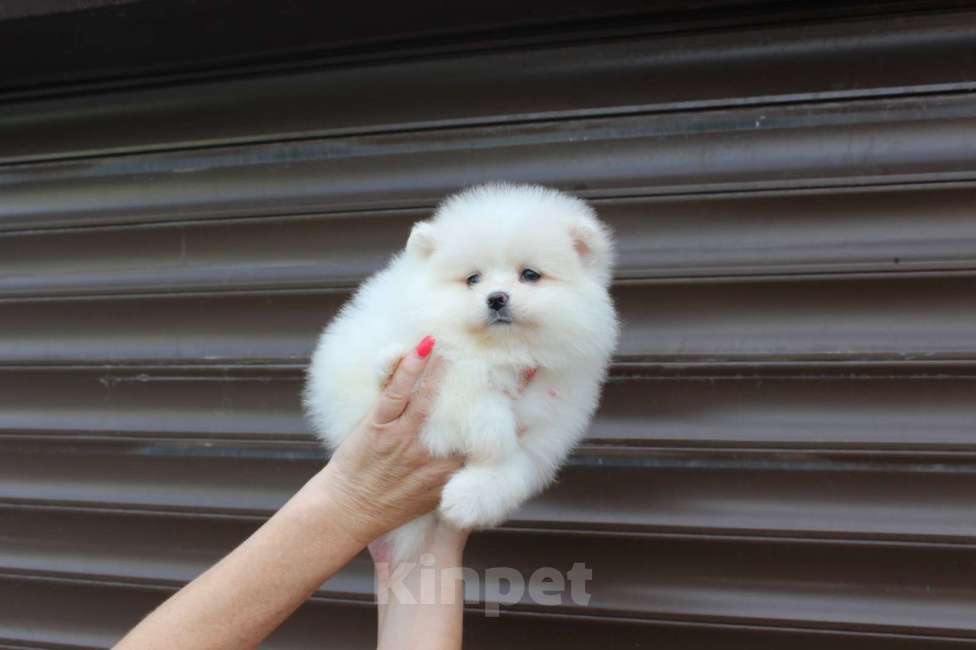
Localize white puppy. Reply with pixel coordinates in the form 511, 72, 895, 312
304, 183, 618, 561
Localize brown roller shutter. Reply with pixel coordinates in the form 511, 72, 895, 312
2, 2, 976, 647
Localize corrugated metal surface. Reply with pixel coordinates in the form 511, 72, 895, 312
2, 3, 976, 647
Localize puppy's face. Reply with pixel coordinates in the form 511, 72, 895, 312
405, 185, 613, 352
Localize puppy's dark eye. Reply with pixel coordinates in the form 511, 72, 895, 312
520, 268, 542, 282
466, 273, 481, 286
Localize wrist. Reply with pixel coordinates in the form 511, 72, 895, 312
299, 464, 384, 548
429, 535, 468, 565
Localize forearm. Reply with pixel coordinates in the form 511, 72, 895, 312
376, 529, 467, 650
115, 338, 459, 648
115, 467, 365, 650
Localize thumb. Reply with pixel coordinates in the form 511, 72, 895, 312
372, 336, 435, 425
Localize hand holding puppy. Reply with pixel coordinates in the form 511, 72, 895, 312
315, 336, 464, 547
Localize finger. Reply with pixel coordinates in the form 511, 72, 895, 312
372, 336, 435, 424
400, 355, 444, 429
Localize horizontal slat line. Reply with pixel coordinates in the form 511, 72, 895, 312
12, 0, 939, 102
1, 359, 976, 374
3, 179, 976, 297
6, 84, 976, 169
6, 430, 976, 460
5, 572, 976, 646
576, 442, 976, 454
7, 86, 976, 166
0, 569, 192, 595
0, 276, 974, 366
2, 438, 975, 544
0, 175, 976, 292
2, 510, 968, 548
4, 268, 976, 303
0, 260, 976, 305
0, 433, 312, 445
617, 268, 976, 285
1, 175, 974, 232
8, 435, 976, 463
3, 569, 976, 644
11, 425, 976, 459
5, 263, 976, 304
4, 499, 976, 549
3, 173, 976, 239
1, 561, 974, 639
4, 0, 972, 89
3, 357, 976, 369
2, 104, 972, 176
3, 8, 976, 163
1, 176, 974, 236
4, 574, 975, 650
2, 442, 974, 472
3, 92, 976, 229
0, 287, 352, 303
611, 360, 976, 374
2, 511, 976, 638
9, 428, 976, 454
453, 611, 976, 646
6, 491, 976, 534
4, 357, 976, 370
4, 82, 976, 170
3, 365, 976, 450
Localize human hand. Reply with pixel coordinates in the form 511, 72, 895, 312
308, 336, 463, 547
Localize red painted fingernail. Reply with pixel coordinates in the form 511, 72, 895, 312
415, 335, 435, 358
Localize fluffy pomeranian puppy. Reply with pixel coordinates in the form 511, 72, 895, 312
304, 183, 618, 561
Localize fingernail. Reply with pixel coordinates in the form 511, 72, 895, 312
415, 335, 435, 358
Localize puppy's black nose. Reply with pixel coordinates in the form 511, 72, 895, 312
486, 291, 509, 311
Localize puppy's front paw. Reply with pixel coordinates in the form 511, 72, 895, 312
439, 467, 512, 529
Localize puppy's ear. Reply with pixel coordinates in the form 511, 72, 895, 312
570, 217, 614, 285
406, 221, 436, 258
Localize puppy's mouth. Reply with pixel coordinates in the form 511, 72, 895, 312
487, 307, 514, 326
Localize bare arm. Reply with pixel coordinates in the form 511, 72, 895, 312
371, 522, 469, 650
115, 337, 460, 650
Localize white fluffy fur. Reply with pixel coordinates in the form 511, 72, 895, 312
304, 183, 618, 561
